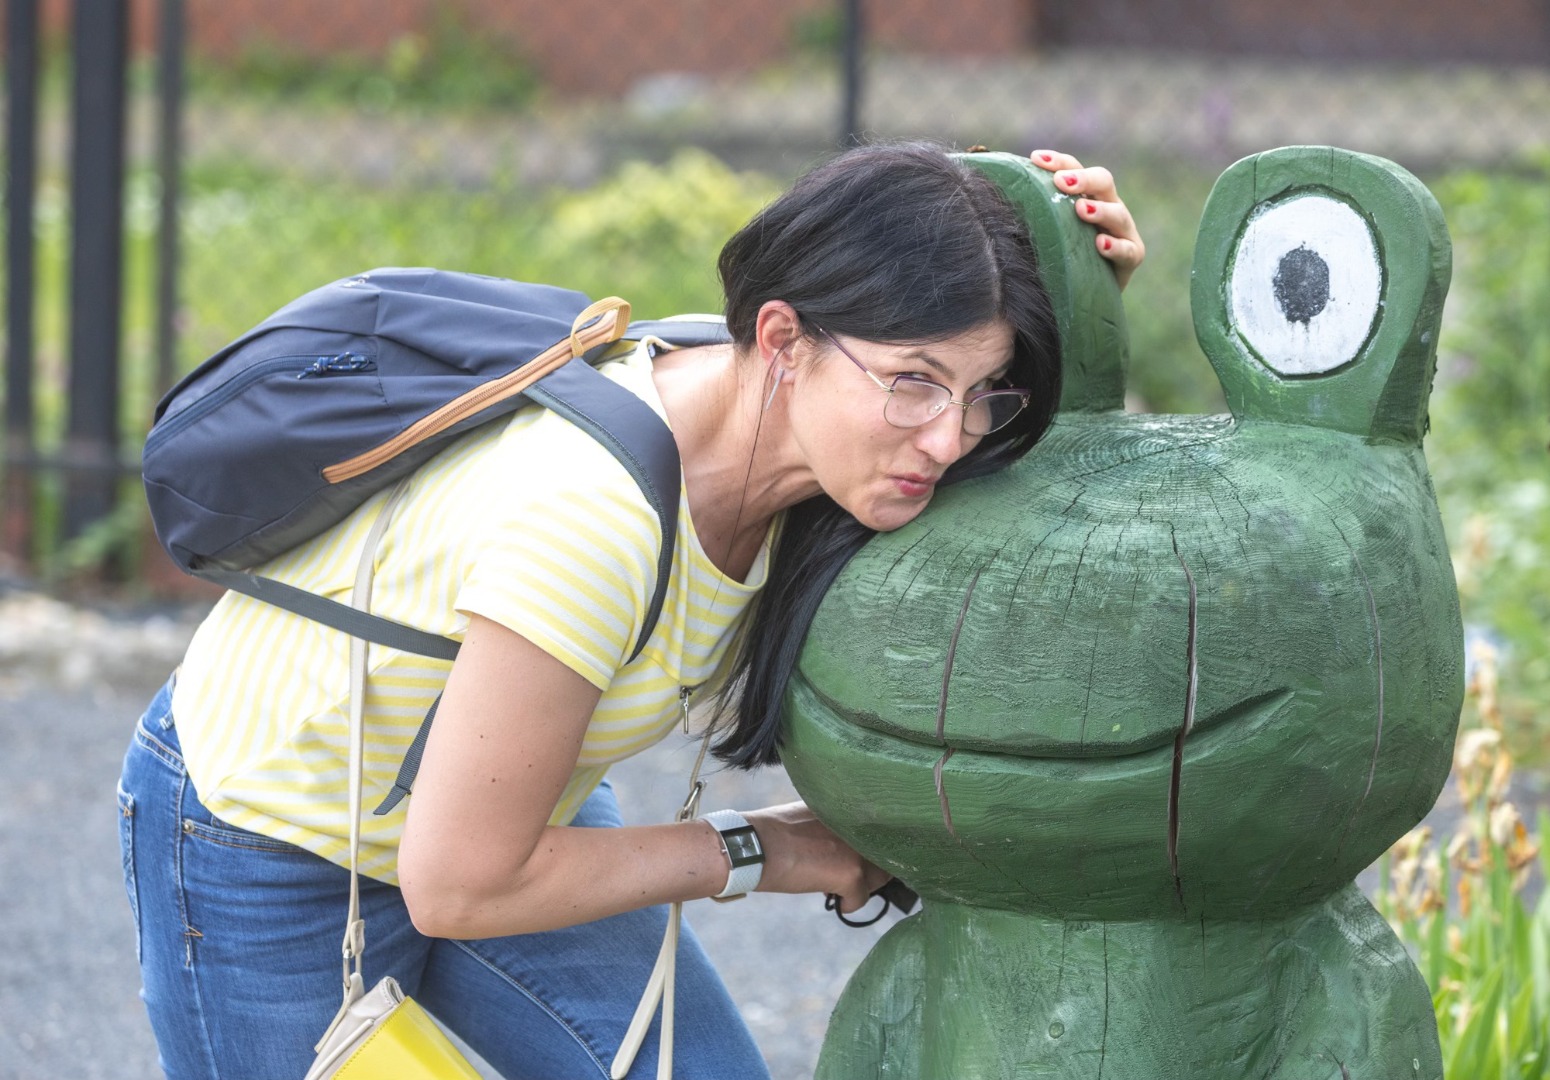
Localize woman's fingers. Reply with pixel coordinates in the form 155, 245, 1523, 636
1029, 149, 1086, 173
828, 862, 897, 915
1029, 149, 1147, 290
1075, 193, 1145, 288
1093, 233, 1145, 286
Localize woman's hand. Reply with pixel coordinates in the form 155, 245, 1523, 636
744, 802, 894, 914
1030, 149, 1146, 290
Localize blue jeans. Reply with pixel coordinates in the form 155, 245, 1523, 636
117, 678, 770, 1080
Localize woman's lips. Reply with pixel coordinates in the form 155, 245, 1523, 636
893, 475, 938, 498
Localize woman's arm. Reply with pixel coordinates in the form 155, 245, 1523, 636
398, 613, 888, 939
1031, 149, 1147, 290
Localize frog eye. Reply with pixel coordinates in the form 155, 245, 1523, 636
1227, 194, 1382, 377
1192, 146, 1449, 443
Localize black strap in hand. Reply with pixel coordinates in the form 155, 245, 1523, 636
825, 879, 919, 927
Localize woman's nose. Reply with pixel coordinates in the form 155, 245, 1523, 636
913, 407, 971, 465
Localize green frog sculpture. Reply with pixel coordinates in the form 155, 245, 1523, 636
782, 146, 1461, 1079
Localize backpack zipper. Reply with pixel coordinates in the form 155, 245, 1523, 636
144, 353, 368, 456
295, 352, 376, 378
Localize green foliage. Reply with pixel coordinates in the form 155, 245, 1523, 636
1427, 158, 1550, 744
1095, 156, 1223, 415
172, 149, 776, 366
1374, 653, 1550, 1078
42, 485, 149, 585
792, 9, 847, 55
538, 150, 781, 319
188, 8, 541, 113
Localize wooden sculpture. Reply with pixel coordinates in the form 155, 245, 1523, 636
782, 146, 1462, 1079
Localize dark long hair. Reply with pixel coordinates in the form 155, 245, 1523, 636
711, 142, 1062, 767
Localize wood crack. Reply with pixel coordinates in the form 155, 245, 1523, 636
1098, 923, 1110, 1079
879, 527, 932, 589
937, 569, 981, 741
1167, 528, 1200, 911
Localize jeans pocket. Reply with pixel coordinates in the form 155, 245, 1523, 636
117, 783, 141, 962
181, 816, 305, 854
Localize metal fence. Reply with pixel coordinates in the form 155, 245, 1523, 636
4, 0, 1550, 580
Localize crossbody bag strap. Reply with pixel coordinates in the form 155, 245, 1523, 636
313, 479, 414, 1052
610, 693, 715, 1080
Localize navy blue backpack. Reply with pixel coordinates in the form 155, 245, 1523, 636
142, 267, 730, 810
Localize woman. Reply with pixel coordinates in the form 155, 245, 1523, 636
117, 144, 1143, 1079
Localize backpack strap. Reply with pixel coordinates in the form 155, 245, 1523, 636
622, 319, 732, 349
525, 358, 682, 649
195, 568, 464, 661
372, 359, 682, 816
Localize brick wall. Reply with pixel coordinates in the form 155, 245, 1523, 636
1039, 0, 1550, 66
10, 1, 1547, 91
13, 0, 1031, 95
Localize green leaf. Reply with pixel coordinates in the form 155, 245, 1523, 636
1446, 966, 1504, 1079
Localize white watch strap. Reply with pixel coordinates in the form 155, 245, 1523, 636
703, 809, 764, 898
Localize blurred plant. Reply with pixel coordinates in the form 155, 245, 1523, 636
1374, 642, 1550, 1079
1090, 155, 1223, 416
1426, 157, 1550, 749
188, 7, 541, 113
41, 483, 149, 586
536, 149, 781, 318
791, 9, 846, 56
166, 149, 777, 367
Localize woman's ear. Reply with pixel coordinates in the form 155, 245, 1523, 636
753, 300, 805, 373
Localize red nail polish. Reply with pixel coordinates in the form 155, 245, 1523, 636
1038, 153, 1052, 163
1063, 175, 1078, 188
1103, 237, 1113, 251
1084, 202, 1098, 215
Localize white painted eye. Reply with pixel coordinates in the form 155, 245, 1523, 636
1228, 195, 1382, 376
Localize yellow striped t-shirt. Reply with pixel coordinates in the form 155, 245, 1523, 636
170, 339, 772, 884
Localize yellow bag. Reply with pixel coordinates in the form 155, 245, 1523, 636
303, 484, 482, 1080
305, 974, 481, 1079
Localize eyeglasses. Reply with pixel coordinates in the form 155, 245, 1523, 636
816, 328, 1031, 437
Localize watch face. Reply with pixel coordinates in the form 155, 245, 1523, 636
723, 825, 763, 868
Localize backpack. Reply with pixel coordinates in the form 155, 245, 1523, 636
142, 267, 731, 811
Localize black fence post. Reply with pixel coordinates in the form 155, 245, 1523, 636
65, 0, 131, 542
156, 0, 185, 399
4, 0, 40, 565
840, 0, 863, 146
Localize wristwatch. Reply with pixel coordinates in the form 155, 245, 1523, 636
702, 809, 765, 901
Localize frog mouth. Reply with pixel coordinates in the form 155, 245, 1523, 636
803, 680, 1298, 762
791, 674, 1299, 911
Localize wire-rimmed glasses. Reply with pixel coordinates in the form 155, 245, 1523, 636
816, 327, 1030, 437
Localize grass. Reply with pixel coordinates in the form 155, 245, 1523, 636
1375, 644, 1550, 1078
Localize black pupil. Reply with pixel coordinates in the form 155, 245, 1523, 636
1272, 245, 1331, 325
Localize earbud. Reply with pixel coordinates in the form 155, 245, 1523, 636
763, 366, 786, 412
763, 344, 791, 412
